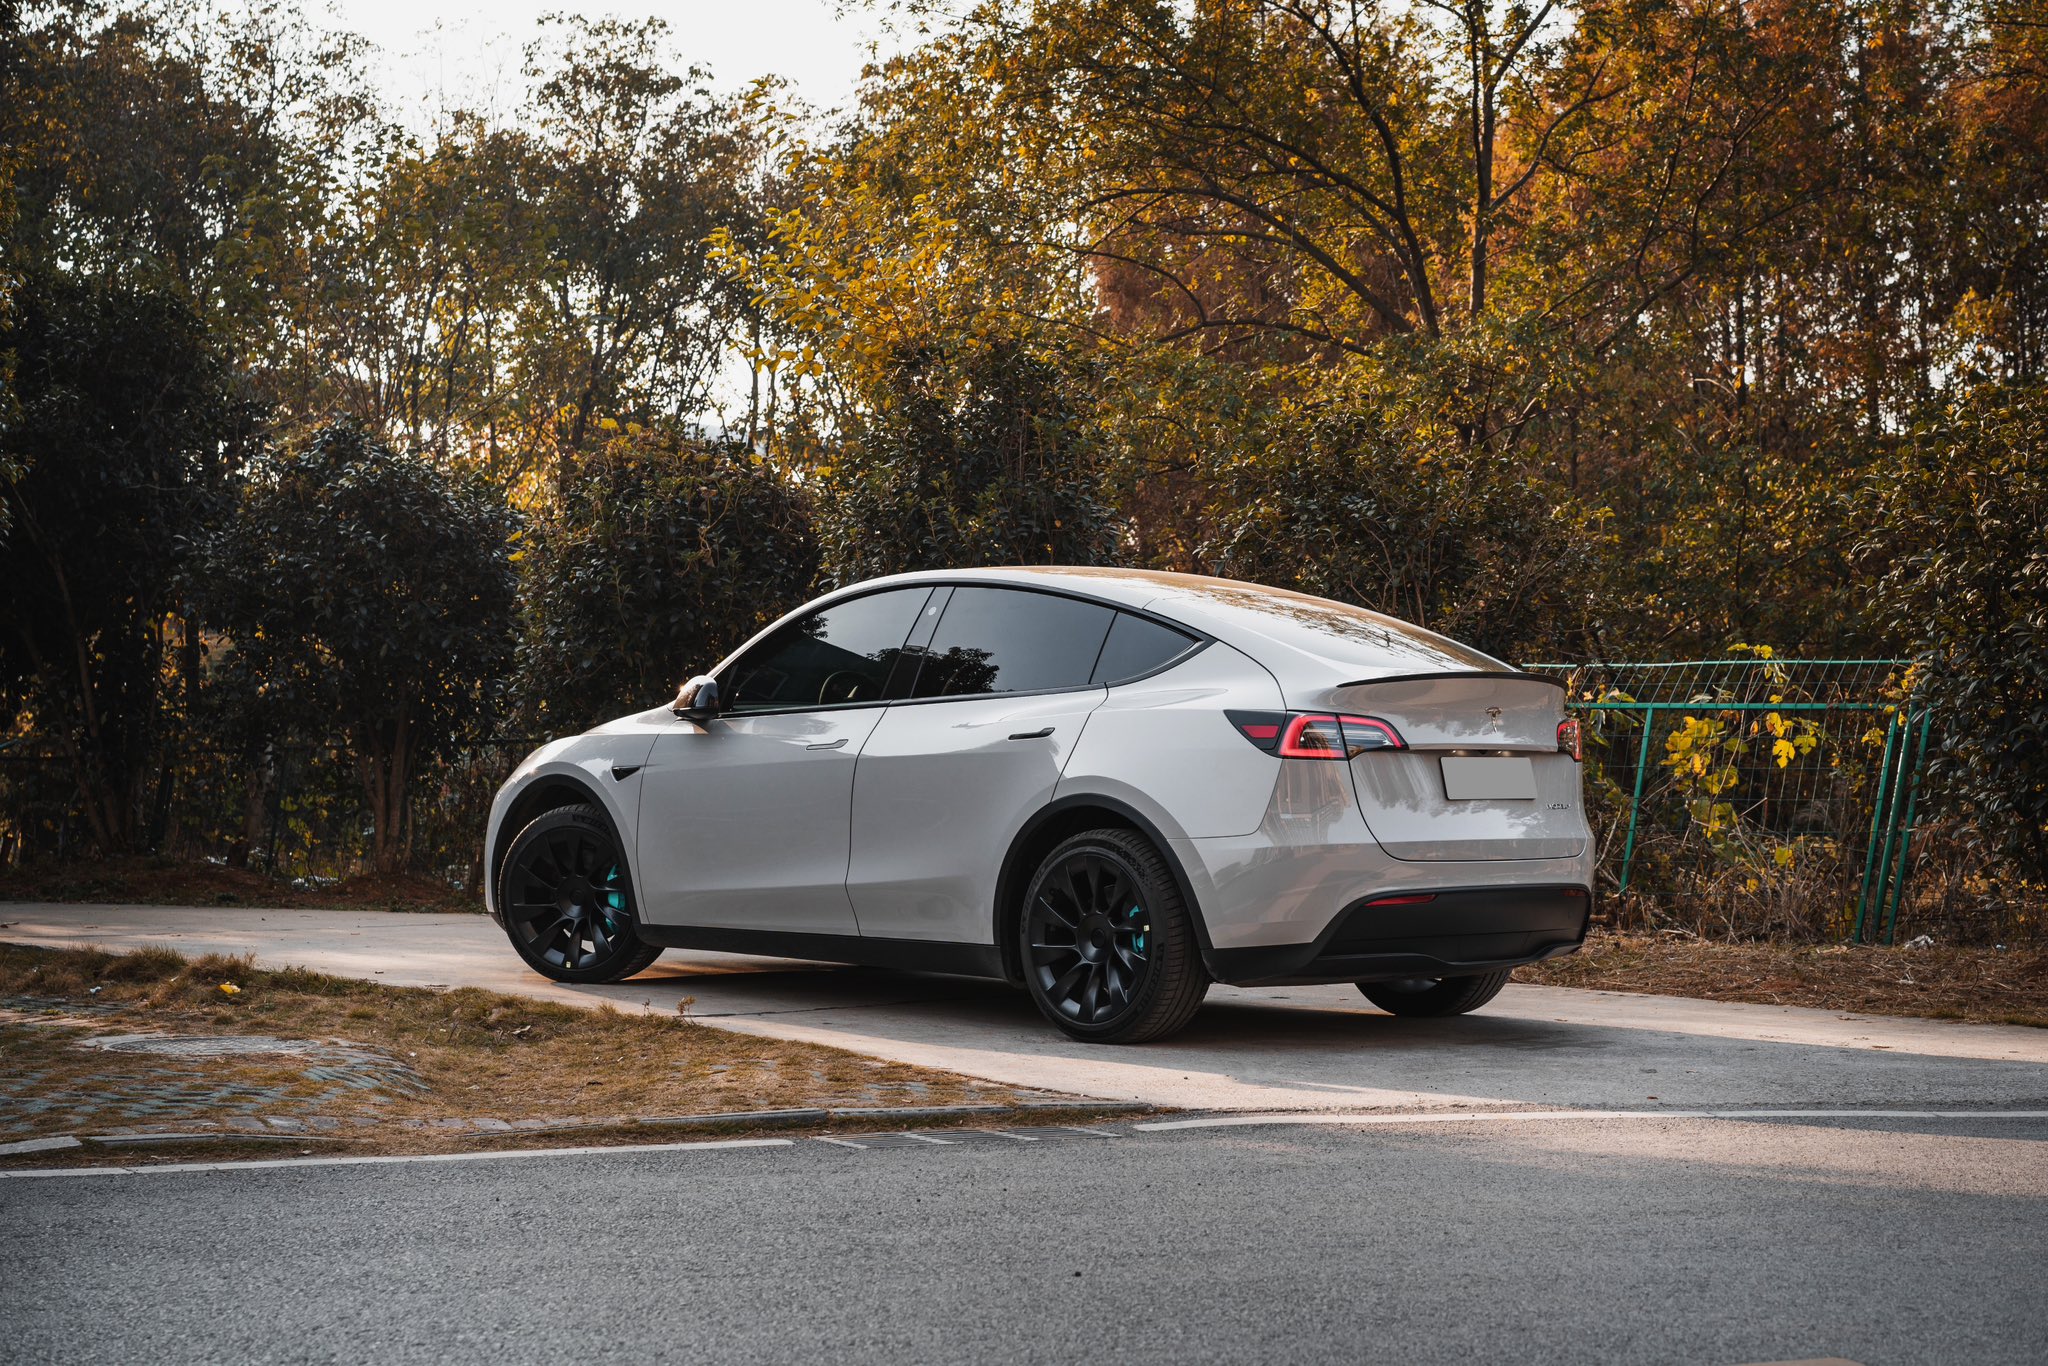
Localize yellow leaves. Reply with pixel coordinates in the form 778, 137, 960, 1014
218, 982, 241, 996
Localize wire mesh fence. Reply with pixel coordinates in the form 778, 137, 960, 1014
1526, 656, 1929, 943
0, 737, 545, 891
1, 659, 1943, 941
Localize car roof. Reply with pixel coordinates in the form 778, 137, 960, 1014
838, 567, 1513, 685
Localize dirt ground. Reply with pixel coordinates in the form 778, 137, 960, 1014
0, 857, 476, 914
1518, 932, 2048, 1029
0, 943, 1096, 1167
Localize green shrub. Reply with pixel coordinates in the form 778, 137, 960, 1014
518, 428, 818, 731
1871, 384, 2048, 883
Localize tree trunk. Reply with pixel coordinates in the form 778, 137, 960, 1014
357, 714, 414, 876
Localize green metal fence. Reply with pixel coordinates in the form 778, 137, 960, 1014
1526, 657, 1930, 943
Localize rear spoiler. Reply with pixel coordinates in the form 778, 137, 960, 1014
1335, 670, 1566, 691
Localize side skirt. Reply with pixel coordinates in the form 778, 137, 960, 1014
635, 924, 1007, 981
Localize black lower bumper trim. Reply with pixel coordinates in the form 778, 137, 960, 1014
1204, 884, 1592, 986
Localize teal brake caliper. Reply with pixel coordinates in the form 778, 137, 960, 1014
1129, 906, 1147, 954
603, 864, 624, 929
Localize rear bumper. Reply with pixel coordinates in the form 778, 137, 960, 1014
1202, 884, 1592, 986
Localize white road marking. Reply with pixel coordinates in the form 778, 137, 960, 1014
8, 1108, 2043, 1180
1133, 1109, 2048, 1132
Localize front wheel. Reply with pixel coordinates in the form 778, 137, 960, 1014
498, 803, 662, 983
1357, 969, 1512, 1017
1020, 828, 1209, 1044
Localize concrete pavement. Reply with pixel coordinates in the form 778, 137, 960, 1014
5, 902, 2046, 1112
4, 1113, 2044, 1365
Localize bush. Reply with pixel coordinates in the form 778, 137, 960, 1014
1206, 397, 1602, 663
518, 428, 818, 731
1871, 384, 2048, 884
817, 339, 1118, 582
197, 424, 520, 873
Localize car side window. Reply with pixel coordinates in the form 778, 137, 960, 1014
908, 587, 1115, 698
723, 588, 932, 712
1091, 612, 1199, 685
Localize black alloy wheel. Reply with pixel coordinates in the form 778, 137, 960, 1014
499, 803, 662, 984
1020, 828, 1208, 1044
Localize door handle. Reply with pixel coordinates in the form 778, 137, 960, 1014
806, 737, 849, 751
1007, 727, 1055, 740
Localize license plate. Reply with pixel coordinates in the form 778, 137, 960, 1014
1440, 756, 1537, 801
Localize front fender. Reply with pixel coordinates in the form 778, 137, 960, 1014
482, 722, 667, 923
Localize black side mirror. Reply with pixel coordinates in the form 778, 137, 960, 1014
672, 675, 721, 722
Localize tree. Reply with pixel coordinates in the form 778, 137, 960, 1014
511, 16, 761, 486
818, 339, 1119, 582
1206, 378, 1603, 661
518, 425, 818, 732
196, 425, 519, 873
1870, 383, 2048, 884
0, 272, 254, 852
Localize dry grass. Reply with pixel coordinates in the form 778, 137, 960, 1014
0, 857, 475, 914
0, 943, 1084, 1164
1519, 932, 2048, 1028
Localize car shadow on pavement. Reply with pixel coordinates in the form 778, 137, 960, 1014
562, 957, 2048, 1114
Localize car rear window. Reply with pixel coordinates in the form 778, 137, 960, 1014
909, 587, 1115, 697
1153, 581, 1509, 676
1091, 612, 1198, 684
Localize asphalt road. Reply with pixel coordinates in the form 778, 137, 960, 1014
8, 904, 2048, 1112
5, 1112, 2046, 1366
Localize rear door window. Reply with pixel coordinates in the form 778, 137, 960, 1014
723, 588, 932, 712
1091, 612, 1199, 684
909, 587, 1115, 698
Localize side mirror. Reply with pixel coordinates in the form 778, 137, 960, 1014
671, 674, 721, 722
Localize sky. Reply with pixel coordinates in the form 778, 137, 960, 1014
320, 0, 909, 124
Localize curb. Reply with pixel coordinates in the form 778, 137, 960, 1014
6, 1100, 1160, 1154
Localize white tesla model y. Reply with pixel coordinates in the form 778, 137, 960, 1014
484, 568, 1594, 1042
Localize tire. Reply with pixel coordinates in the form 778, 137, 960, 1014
497, 803, 663, 984
1019, 828, 1209, 1044
1357, 969, 1512, 1017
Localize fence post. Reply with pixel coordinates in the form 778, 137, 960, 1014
1617, 703, 1656, 893
1854, 713, 1901, 943
1879, 707, 1934, 945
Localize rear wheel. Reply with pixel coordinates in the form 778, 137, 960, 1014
1357, 969, 1511, 1017
1020, 828, 1208, 1044
498, 803, 662, 983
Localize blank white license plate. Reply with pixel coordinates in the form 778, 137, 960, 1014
1440, 756, 1537, 801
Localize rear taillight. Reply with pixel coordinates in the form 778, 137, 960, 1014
1278, 714, 1348, 758
1557, 717, 1583, 762
1363, 892, 1436, 906
1340, 716, 1404, 752
1229, 711, 1406, 758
